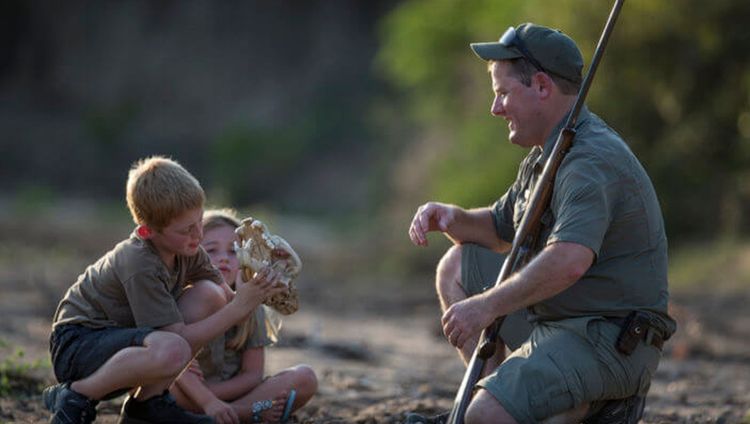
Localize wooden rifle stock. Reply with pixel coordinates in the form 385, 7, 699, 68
447, 1, 625, 423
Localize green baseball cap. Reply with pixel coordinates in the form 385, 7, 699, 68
470, 23, 583, 83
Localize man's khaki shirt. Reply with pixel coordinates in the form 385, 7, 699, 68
492, 106, 675, 334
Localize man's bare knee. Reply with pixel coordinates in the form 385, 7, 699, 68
437, 244, 462, 284
436, 244, 466, 310
465, 389, 516, 424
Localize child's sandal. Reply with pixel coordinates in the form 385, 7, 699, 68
251, 399, 273, 423
281, 389, 297, 423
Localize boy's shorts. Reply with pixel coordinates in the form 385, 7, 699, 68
50, 324, 154, 399
459, 243, 661, 423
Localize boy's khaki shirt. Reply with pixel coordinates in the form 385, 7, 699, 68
53, 231, 223, 330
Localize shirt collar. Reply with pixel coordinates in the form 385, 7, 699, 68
533, 105, 591, 169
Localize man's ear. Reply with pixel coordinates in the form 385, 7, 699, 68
136, 225, 153, 239
534, 72, 554, 99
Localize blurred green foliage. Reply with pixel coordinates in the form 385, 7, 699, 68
83, 99, 140, 150
210, 124, 309, 205
0, 345, 49, 397
207, 81, 375, 212
11, 185, 57, 216
377, 0, 750, 242
668, 239, 750, 290
742, 408, 750, 424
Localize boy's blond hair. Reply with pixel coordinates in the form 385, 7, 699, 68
126, 156, 205, 229
202, 208, 257, 350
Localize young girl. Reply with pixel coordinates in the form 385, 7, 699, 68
171, 209, 317, 424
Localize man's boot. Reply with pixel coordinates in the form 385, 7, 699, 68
583, 395, 646, 424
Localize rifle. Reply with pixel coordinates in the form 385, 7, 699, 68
446, 1, 625, 423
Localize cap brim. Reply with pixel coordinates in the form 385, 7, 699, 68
470, 42, 523, 61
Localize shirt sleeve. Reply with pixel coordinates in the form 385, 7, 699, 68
547, 153, 617, 256
122, 272, 183, 328
491, 188, 518, 243
245, 306, 277, 348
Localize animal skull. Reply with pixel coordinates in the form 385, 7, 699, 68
234, 217, 301, 315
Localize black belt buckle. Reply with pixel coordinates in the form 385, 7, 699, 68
615, 311, 646, 356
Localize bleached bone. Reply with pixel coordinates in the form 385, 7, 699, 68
234, 217, 301, 315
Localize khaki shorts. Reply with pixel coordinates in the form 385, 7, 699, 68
460, 244, 661, 423
460, 243, 532, 350
50, 324, 154, 400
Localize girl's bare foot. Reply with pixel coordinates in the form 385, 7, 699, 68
260, 391, 288, 423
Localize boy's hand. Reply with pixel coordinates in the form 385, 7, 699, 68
233, 267, 288, 313
219, 281, 236, 302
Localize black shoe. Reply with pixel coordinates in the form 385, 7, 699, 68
118, 391, 214, 424
583, 395, 646, 424
42, 382, 98, 424
404, 411, 450, 424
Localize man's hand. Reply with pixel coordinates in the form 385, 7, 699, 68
441, 295, 496, 349
408, 202, 459, 246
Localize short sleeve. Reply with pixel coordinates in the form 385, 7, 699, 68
491, 189, 518, 243
245, 306, 279, 348
548, 154, 617, 256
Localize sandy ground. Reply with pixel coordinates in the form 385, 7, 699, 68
1, 218, 749, 423
2, 276, 750, 423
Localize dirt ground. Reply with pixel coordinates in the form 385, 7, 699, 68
1, 220, 749, 423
